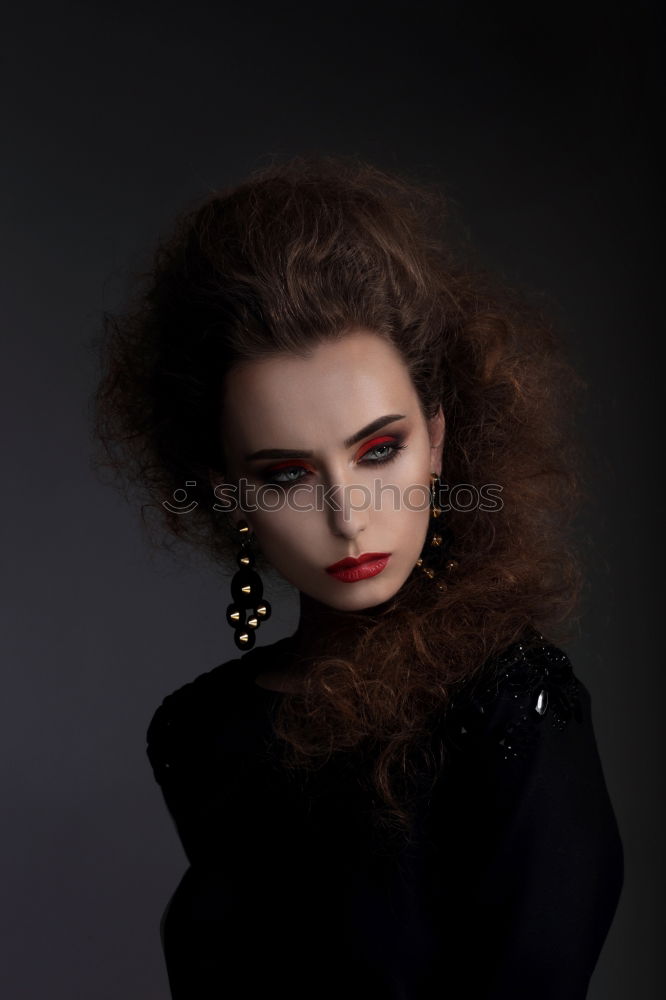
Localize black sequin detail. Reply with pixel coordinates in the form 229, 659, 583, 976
446, 634, 583, 761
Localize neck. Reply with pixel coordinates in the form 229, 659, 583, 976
290, 591, 393, 668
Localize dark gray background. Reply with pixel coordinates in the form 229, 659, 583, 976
2, 1, 662, 996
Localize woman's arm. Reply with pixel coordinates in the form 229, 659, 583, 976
435, 643, 625, 999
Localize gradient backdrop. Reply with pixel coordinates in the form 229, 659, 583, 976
3, 1, 662, 997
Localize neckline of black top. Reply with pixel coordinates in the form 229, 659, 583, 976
242, 626, 549, 700
243, 634, 298, 697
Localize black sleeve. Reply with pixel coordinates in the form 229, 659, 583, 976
146, 689, 211, 869
437, 642, 625, 999
145, 667, 263, 871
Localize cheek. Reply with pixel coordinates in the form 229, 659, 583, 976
250, 509, 312, 567
390, 504, 430, 553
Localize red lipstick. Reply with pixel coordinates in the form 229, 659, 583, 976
325, 553, 391, 583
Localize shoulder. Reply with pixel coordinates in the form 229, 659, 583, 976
145, 654, 244, 785
444, 633, 587, 762
437, 633, 623, 867
147, 653, 243, 732
145, 636, 291, 785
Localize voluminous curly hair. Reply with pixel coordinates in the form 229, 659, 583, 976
92, 154, 587, 845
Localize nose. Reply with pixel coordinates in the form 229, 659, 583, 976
325, 479, 370, 540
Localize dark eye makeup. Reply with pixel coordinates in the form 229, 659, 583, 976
259, 435, 407, 486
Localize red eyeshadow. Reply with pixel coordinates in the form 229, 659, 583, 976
356, 434, 398, 459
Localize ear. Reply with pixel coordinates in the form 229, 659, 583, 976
427, 406, 445, 477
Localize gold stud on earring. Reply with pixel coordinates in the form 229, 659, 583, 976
225, 519, 272, 651
414, 472, 458, 588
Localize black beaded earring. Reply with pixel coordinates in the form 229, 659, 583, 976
226, 520, 272, 650
415, 473, 459, 592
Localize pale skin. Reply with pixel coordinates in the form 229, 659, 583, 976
209, 329, 445, 693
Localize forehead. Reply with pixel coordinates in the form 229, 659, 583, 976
221, 330, 418, 449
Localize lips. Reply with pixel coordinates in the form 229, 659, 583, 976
326, 552, 391, 573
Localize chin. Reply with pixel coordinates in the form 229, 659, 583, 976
316, 576, 401, 612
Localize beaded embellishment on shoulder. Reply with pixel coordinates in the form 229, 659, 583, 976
446, 635, 583, 761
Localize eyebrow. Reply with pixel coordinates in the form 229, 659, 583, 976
244, 414, 407, 461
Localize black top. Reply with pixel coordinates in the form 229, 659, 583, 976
146, 633, 624, 999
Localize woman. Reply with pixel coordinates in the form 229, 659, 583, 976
93, 156, 624, 998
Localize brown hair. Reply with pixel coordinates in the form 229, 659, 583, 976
92, 154, 587, 845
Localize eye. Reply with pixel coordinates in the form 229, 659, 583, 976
261, 436, 407, 486
361, 437, 406, 465
359, 440, 406, 464
263, 466, 310, 485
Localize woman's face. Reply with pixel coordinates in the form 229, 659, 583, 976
213, 329, 445, 613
